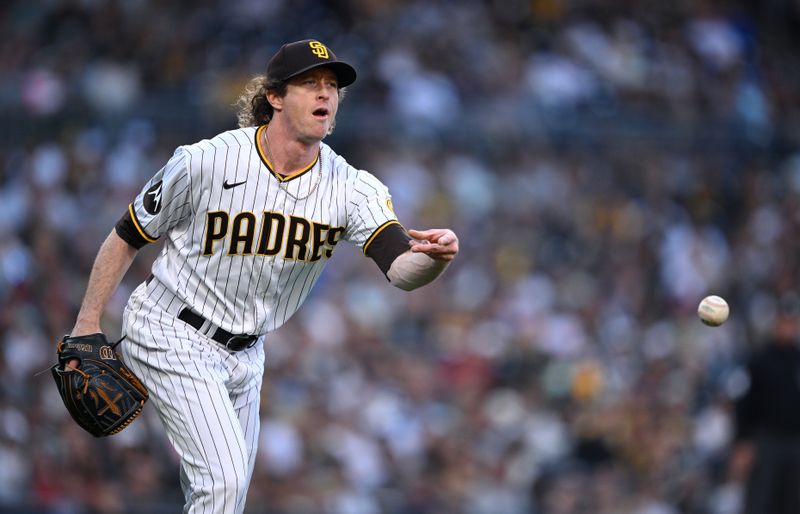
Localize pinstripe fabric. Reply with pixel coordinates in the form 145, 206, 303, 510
130, 126, 397, 335
120, 282, 263, 514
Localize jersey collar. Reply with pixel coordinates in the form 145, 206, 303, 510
255, 125, 320, 183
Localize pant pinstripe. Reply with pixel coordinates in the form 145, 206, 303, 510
120, 283, 264, 514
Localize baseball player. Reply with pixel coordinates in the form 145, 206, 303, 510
65, 39, 458, 513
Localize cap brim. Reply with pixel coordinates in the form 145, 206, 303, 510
285, 61, 357, 88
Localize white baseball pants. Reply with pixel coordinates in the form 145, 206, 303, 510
120, 281, 265, 514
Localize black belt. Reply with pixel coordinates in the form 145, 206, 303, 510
177, 308, 259, 352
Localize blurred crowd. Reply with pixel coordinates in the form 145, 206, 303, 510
3, 0, 800, 513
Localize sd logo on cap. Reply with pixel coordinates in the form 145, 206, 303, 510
267, 39, 357, 87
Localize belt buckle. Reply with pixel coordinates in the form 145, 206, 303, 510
225, 334, 257, 352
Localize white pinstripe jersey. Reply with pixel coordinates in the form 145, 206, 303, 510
128, 125, 398, 335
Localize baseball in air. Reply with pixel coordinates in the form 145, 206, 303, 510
697, 295, 729, 326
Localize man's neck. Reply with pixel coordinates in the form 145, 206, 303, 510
261, 123, 320, 177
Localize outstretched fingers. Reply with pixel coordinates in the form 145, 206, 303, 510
408, 228, 459, 261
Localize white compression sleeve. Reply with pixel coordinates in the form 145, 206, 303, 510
387, 251, 449, 291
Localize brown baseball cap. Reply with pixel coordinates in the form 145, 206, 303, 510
267, 39, 357, 87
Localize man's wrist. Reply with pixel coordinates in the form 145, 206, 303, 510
71, 318, 102, 336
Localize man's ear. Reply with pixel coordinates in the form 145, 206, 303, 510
266, 91, 283, 111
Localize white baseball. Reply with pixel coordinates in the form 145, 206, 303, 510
697, 295, 729, 326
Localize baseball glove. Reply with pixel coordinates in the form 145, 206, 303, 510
51, 333, 148, 437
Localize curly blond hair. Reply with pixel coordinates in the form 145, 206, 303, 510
234, 75, 283, 128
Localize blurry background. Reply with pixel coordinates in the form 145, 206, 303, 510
2, 0, 800, 513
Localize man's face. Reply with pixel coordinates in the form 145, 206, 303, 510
271, 67, 339, 143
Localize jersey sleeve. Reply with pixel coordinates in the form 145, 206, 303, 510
343, 169, 401, 253
364, 222, 412, 276
121, 147, 193, 245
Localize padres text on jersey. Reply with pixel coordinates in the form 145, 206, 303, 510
124, 125, 398, 335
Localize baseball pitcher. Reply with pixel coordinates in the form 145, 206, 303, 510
56, 39, 459, 514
